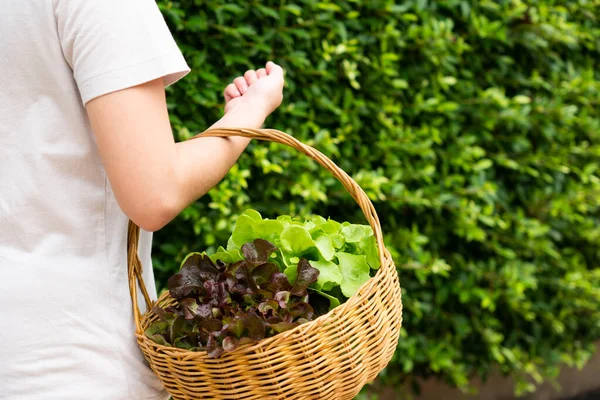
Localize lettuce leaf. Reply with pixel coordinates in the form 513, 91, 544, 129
146, 239, 319, 357
225, 209, 380, 302
280, 225, 315, 254
309, 259, 342, 291
337, 252, 371, 297
148, 209, 381, 353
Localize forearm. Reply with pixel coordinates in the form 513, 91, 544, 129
171, 105, 265, 215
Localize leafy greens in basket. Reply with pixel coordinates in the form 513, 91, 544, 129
145, 210, 381, 356
146, 239, 319, 358
211, 209, 380, 309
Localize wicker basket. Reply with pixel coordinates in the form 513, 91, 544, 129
127, 128, 403, 400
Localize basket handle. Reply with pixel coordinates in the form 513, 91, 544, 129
128, 127, 385, 334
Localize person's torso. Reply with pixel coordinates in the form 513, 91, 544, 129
0, 2, 165, 398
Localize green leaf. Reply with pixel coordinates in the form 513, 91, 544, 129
340, 225, 365, 243
283, 4, 302, 16
310, 259, 343, 291
256, 5, 280, 20
441, 76, 458, 85
314, 234, 335, 260
186, 16, 208, 32
358, 235, 380, 269
224, 316, 245, 338
144, 321, 170, 346
283, 264, 298, 284
513, 95, 532, 104
231, 214, 257, 248
280, 225, 315, 254
473, 159, 493, 171
169, 316, 188, 343
309, 215, 328, 226
256, 219, 285, 241
329, 233, 345, 249
243, 209, 263, 220
210, 247, 243, 264
337, 253, 371, 297
320, 219, 341, 234
146, 333, 169, 346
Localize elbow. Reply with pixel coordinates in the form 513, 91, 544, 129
124, 193, 180, 233
110, 161, 184, 232
132, 215, 170, 233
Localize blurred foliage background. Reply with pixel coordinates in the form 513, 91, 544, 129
152, 0, 600, 397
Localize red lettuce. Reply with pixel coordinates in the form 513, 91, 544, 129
145, 239, 319, 357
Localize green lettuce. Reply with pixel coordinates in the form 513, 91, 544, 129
223, 209, 380, 309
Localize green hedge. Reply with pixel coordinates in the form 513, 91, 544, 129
153, 0, 600, 396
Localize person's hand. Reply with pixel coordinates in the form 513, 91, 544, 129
223, 61, 284, 119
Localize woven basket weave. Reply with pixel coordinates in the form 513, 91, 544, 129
128, 128, 403, 400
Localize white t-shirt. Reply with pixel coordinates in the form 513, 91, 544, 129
0, 1, 190, 398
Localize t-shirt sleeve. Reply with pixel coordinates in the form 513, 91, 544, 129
54, 0, 190, 105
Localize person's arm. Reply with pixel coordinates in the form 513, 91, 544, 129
86, 62, 284, 232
